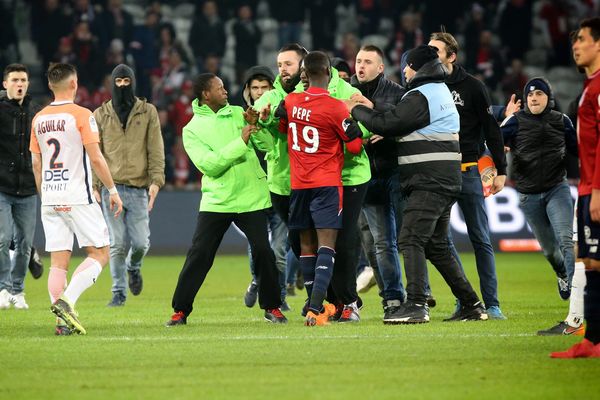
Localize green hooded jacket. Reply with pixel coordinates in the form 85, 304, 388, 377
183, 100, 273, 212
327, 67, 371, 187
253, 75, 303, 196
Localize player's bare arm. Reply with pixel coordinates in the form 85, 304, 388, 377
84, 142, 123, 217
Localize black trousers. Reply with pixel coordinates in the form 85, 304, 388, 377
172, 210, 281, 315
329, 183, 369, 305
398, 190, 480, 305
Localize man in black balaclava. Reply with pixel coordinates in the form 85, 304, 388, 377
111, 64, 136, 128
93, 64, 165, 307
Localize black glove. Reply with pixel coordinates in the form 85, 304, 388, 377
343, 118, 363, 141
274, 100, 287, 120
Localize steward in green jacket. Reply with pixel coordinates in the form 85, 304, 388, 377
166, 73, 287, 327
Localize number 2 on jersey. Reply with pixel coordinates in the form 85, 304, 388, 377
46, 138, 64, 169
289, 122, 320, 153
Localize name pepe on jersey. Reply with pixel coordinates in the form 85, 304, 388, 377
280, 88, 363, 190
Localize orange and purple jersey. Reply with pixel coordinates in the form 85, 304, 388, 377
30, 101, 100, 205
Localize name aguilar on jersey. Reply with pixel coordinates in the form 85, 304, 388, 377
36, 118, 70, 192
36, 118, 66, 134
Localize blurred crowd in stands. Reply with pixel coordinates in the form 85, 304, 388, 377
0, 0, 598, 188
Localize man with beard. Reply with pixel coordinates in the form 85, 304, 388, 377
253, 44, 306, 231
93, 64, 165, 307
256, 44, 372, 322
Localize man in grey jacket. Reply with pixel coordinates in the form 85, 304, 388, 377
93, 64, 165, 307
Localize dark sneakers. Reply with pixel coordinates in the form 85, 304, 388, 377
537, 321, 585, 336
166, 311, 187, 327
444, 301, 488, 322
383, 300, 430, 324
557, 276, 571, 300
28, 247, 43, 279
383, 299, 402, 323
264, 308, 288, 324
244, 281, 258, 308
107, 292, 126, 307
128, 269, 143, 296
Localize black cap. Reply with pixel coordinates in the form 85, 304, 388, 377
406, 45, 439, 72
331, 57, 351, 76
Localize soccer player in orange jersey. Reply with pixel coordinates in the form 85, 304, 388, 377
30, 63, 123, 335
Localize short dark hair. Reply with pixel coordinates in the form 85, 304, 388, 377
249, 74, 273, 85
3, 64, 29, 80
580, 17, 600, 41
193, 73, 217, 101
278, 43, 309, 59
359, 45, 384, 61
47, 63, 77, 86
303, 51, 330, 79
429, 32, 460, 57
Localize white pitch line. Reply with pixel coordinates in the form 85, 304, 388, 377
0, 332, 536, 343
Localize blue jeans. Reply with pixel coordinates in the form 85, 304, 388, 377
448, 167, 499, 308
363, 177, 405, 302
0, 192, 36, 293
518, 181, 574, 282
102, 185, 150, 297
248, 207, 287, 298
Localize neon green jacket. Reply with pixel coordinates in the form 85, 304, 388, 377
183, 100, 273, 212
253, 76, 303, 195
327, 68, 371, 187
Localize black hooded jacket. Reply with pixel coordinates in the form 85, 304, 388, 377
241, 65, 275, 107
445, 64, 507, 175
351, 59, 462, 195
0, 91, 40, 196
500, 77, 577, 194
350, 73, 406, 179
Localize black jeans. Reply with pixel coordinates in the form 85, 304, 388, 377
172, 210, 281, 315
398, 190, 480, 306
329, 183, 369, 305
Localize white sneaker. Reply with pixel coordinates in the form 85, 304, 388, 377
356, 266, 377, 293
0, 289, 12, 309
11, 292, 29, 310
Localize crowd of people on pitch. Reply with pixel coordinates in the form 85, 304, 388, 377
1, 2, 599, 358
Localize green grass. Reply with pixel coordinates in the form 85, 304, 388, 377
1, 253, 599, 399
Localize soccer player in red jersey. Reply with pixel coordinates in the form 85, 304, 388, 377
552, 17, 600, 358
279, 51, 362, 326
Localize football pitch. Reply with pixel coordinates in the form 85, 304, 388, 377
1, 252, 599, 399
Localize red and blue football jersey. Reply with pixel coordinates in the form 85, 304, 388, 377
283, 87, 360, 189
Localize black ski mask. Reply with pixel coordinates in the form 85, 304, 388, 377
111, 64, 136, 128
